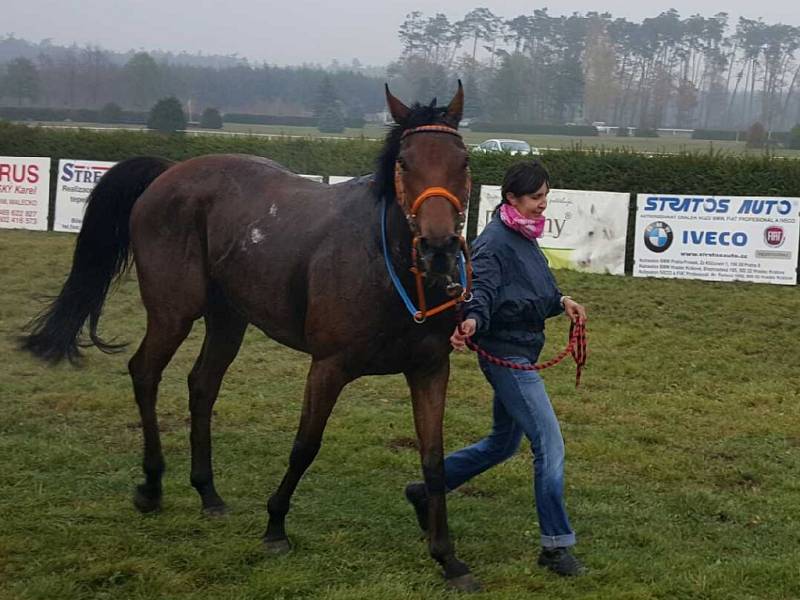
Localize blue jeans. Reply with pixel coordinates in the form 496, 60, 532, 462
444, 356, 576, 549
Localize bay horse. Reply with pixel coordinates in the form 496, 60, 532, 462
21, 83, 480, 591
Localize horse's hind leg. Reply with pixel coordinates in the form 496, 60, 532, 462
263, 357, 349, 553
129, 314, 194, 513
188, 288, 247, 515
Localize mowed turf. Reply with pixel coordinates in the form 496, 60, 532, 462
1, 229, 798, 600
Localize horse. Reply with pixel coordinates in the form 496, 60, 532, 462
21, 83, 480, 591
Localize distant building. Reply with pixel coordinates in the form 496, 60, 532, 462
365, 110, 392, 124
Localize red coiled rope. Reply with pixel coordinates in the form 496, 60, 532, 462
456, 314, 587, 387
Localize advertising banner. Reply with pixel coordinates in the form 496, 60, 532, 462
633, 194, 799, 285
473, 185, 630, 275
472, 185, 502, 236
54, 159, 116, 232
299, 174, 324, 183
0, 157, 51, 231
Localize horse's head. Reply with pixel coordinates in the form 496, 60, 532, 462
384, 82, 470, 296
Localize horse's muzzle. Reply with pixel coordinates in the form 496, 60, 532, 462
417, 235, 463, 296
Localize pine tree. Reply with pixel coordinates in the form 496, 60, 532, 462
789, 124, 800, 150
3, 57, 40, 105
462, 74, 482, 120
746, 122, 767, 148
314, 76, 345, 133
124, 52, 161, 109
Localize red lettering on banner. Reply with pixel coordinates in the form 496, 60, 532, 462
0, 163, 40, 184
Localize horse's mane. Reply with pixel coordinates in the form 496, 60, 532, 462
375, 100, 453, 201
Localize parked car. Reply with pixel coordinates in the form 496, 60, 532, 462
474, 138, 539, 155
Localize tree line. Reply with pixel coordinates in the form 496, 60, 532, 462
390, 9, 800, 131
0, 36, 385, 120
2, 9, 800, 132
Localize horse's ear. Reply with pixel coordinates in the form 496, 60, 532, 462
444, 80, 464, 128
385, 84, 410, 124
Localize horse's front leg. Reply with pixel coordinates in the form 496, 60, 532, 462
405, 361, 480, 593
263, 356, 349, 553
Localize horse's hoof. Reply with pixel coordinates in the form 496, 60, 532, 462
263, 538, 292, 555
202, 503, 228, 518
446, 573, 481, 593
133, 486, 161, 514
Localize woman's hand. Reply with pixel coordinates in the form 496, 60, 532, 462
451, 318, 476, 351
563, 298, 587, 323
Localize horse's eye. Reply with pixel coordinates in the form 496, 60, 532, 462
397, 157, 408, 170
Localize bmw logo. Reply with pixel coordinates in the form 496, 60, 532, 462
644, 221, 673, 253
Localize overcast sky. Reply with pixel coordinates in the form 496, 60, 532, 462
5, 0, 800, 67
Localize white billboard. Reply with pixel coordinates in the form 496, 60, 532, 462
472, 185, 502, 235
0, 157, 51, 231
328, 176, 354, 184
633, 194, 799, 285
472, 185, 630, 275
299, 174, 324, 183
54, 159, 116, 233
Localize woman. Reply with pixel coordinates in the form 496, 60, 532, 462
406, 160, 587, 576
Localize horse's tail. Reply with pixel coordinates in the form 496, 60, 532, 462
20, 156, 173, 364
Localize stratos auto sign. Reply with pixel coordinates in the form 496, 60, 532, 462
634, 195, 799, 285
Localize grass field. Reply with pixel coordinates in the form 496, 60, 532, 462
15, 120, 800, 158
1, 229, 799, 599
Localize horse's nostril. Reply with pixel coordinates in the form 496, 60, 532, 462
418, 235, 460, 276
443, 235, 460, 253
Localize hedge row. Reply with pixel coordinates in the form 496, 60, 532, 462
691, 129, 744, 141
0, 106, 369, 129
692, 129, 793, 143
222, 113, 366, 128
0, 106, 148, 125
470, 122, 599, 136
6, 122, 798, 195
3, 121, 799, 272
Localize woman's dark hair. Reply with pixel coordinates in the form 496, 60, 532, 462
500, 160, 550, 204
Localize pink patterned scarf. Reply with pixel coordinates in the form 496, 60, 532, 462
499, 203, 545, 240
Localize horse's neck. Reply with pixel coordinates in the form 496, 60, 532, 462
382, 196, 415, 271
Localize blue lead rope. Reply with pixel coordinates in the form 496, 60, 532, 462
381, 198, 468, 321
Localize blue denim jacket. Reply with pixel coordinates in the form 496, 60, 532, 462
464, 212, 564, 361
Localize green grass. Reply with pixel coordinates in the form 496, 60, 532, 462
14, 120, 800, 158
1, 229, 799, 599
